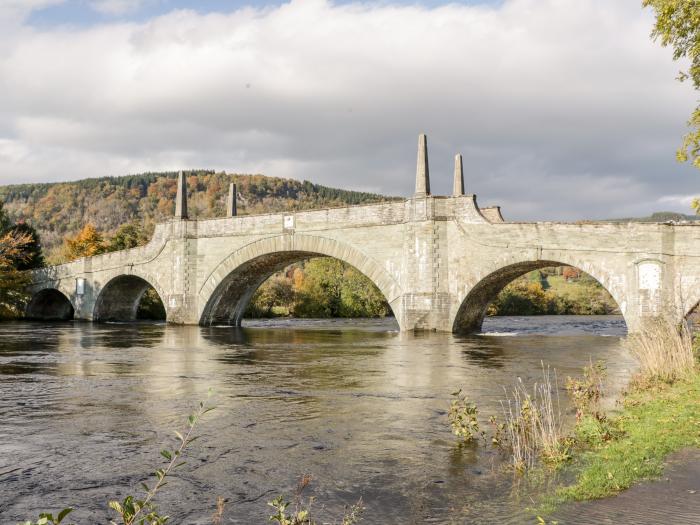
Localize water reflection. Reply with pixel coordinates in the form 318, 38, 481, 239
0, 316, 635, 524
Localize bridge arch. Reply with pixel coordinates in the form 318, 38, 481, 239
198, 234, 403, 328
451, 256, 628, 334
26, 288, 75, 321
93, 271, 167, 322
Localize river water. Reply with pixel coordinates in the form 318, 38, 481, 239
0, 316, 635, 524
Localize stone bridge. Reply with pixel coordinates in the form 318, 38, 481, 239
26, 135, 700, 332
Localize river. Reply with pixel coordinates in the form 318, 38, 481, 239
0, 316, 634, 524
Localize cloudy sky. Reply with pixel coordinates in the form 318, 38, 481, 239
0, 0, 697, 220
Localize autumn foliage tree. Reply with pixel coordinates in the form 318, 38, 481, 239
10, 222, 44, 271
63, 223, 106, 260
0, 202, 40, 318
562, 266, 581, 281
0, 230, 33, 318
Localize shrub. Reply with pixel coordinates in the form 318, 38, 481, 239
565, 360, 606, 420
448, 389, 483, 444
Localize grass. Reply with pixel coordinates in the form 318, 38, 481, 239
533, 320, 700, 517
549, 372, 700, 504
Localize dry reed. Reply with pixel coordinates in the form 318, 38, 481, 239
625, 318, 696, 384
501, 364, 566, 471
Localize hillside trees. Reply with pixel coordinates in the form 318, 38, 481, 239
0, 172, 392, 263
63, 221, 151, 261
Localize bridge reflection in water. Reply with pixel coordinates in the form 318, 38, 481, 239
0, 316, 636, 524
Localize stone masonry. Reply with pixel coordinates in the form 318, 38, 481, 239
26, 135, 700, 333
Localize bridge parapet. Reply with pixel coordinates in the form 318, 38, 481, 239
25, 135, 700, 333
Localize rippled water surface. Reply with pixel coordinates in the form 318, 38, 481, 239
0, 316, 634, 524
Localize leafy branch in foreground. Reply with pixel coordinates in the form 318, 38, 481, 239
108, 390, 215, 525
18, 508, 73, 525
643, 1, 700, 174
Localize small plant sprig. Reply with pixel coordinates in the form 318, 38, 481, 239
109, 390, 215, 525
18, 508, 73, 525
211, 497, 225, 525
268, 475, 363, 525
448, 389, 483, 444
565, 359, 606, 421
268, 474, 314, 525
488, 414, 508, 448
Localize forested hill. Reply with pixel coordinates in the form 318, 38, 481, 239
0, 171, 393, 263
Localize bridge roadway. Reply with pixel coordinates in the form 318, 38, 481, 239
26, 135, 700, 332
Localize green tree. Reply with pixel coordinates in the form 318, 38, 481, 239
108, 221, 148, 252
338, 266, 390, 318
247, 275, 295, 317
490, 281, 552, 316
644, 1, 700, 202
293, 258, 344, 317
0, 201, 12, 233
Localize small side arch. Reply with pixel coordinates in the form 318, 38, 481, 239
198, 234, 403, 327
93, 273, 166, 322
451, 258, 628, 334
26, 288, 75, 321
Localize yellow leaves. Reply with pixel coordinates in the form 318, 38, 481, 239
0, 230, 33, 317
0, 230, 33, 269
63, 223, 106, 261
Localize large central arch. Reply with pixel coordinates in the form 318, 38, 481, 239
198, 234, 403, 327
93, 274, 166, 322
451, 258, 628, 334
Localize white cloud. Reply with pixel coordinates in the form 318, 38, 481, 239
0, 0, 64, 27
657, 194, 697, 208
90, 0, 148, 16
0, 0, 697, 220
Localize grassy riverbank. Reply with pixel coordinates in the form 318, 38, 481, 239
552, 372, 700, 504
534, 323, 700, 517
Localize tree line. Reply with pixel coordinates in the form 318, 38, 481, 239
0, 171, 395, 263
